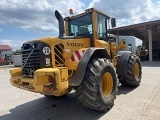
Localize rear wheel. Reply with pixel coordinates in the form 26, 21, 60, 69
118, 54, 142, 87
76, 58, 117, 111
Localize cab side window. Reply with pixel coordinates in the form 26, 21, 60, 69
97, 13, 107, 40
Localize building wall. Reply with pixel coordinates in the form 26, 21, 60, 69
118, 36, 137, 54
0, 50, 12, 59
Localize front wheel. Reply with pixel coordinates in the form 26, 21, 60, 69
118, 54, 142, 87
76, 58, 117, 112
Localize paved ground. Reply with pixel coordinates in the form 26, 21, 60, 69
0, 62, 160, 120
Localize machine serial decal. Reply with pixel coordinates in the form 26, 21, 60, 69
67, 43, 84, 47
45, 58, 50, 66
43, 47, 50, 55
65, 49, 70, 52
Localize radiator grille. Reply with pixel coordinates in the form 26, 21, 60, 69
22, 43, 40, 78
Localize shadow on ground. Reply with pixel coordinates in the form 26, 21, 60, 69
0, 92, 106, 120
117, 85, 136, 95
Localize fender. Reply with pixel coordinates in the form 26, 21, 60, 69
116, 51, 131, 76
69, 48, 109, 86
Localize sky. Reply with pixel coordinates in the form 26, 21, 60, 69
0, 0, 160, 50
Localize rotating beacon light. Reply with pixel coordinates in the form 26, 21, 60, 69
69, 8, 74, 16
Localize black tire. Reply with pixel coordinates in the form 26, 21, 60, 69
118, 54, 142, 87
76, 58, 117, 112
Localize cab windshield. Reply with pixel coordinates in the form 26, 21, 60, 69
68, 14, 92, 36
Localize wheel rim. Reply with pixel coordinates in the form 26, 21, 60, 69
134, 63, 140, 79
102, 72, 113, 97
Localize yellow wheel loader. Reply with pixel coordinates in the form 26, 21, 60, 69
136, 45, 149, 60
10, 8, 142, 112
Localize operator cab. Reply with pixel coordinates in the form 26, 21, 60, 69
67, 13, 92, 36
64, 8, 116, 41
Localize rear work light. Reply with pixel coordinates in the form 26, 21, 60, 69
48, 75, 55, 83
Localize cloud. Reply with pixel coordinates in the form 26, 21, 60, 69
0, 39, 26, 50
88, 0, 160, 26
0, 0, 85, 33
0, 28, 3, 32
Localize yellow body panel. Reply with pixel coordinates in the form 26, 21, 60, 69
25, 37, 51, 45
10, 67, 69, 96
10, 36, 91, 96
50, 37, 90, 70
95, 40, 111, 56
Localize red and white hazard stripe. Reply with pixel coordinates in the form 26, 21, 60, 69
70, 50, 85, 62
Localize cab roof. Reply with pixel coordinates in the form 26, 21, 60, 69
64, 8, 111, 20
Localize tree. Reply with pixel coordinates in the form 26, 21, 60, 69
12, 49, 21, 55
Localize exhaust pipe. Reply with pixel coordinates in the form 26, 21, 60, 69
55, 10, 65, 38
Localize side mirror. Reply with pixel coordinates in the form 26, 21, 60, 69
111, 18, 116, 28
